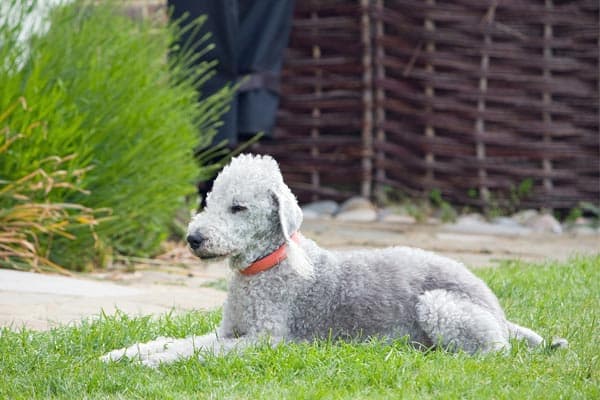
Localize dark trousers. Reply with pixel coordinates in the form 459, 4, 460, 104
168, 0, 295, 146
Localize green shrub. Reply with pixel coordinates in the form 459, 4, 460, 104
0, 99, 106, 274
0, 0, 232, 269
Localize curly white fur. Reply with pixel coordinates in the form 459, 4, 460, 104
101, 154, 566, 367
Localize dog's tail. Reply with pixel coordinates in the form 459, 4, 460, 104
507, 321, 568, 349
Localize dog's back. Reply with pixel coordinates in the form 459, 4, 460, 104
286, 238, 506, 346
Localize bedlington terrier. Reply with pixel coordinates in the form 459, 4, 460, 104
102, 154, 566, 367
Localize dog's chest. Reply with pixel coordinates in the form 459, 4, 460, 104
225, 274, 292, 336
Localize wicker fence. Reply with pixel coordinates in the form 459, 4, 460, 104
122, 0, 599, 208
255, 1, 372, 201
255, 0, 599, 209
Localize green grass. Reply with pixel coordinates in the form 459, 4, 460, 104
1, 256, 598, 399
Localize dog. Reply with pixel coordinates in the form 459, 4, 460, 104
101, 154, 566, 367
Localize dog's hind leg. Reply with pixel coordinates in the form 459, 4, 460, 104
415, 289, 510, 354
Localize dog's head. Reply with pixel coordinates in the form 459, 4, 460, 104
186, 154, 304, 272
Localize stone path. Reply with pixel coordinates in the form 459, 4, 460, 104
301, 219, 599, 267
0, 268, 227, 331
0, 219, 597, 330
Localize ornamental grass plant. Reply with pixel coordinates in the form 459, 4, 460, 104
0, 0, 232, 270
0, 99, 105, 274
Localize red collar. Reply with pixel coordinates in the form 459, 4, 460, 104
240, 232, 301, 276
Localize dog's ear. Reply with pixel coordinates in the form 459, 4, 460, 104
269, 187, 303, 241
269, 187, 313, 279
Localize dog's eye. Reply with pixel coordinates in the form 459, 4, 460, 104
230, 204, 247, 214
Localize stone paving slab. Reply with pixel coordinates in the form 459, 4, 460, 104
302, 220, 599, 267
0, 269, 227, 331
0, 269, 143, 297
0, 219, 597, 331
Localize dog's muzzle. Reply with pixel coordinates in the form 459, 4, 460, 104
186, 233, 206, 250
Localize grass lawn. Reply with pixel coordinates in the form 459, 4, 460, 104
1, 255, 598, 399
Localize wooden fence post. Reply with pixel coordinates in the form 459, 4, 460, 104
475, 2, 496, 205
361, 0, 373, 198
424, 0, 436, 192
310, 6, 322, 202
542, 0, 554, 203
374, 0, 386, 200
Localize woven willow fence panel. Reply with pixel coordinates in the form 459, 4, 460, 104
254, 0, 599, 209
255, 1, 372, 201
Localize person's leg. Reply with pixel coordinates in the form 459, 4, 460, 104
168, 0, 239, 145
168, 1, 241, 207
237, 0, 295, 137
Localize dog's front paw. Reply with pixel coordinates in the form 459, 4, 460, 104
100, 337, 173, 363
140, 351, 179, 368
140, 349, 203, 368
100, 348, 129, 363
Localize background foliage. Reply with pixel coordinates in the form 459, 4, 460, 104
0, 0, 232, 270
0, 99, 106, 274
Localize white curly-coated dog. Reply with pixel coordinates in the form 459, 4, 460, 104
101, 154, 566, 367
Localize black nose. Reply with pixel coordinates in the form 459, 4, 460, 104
186, 233, 205, 250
